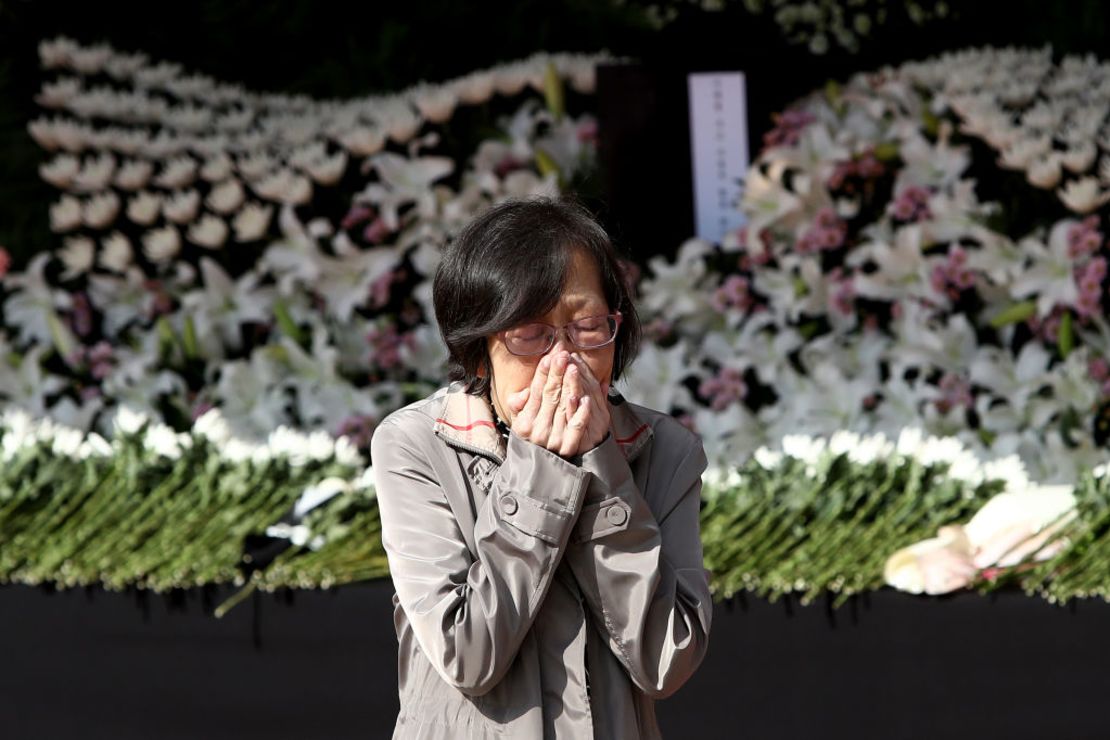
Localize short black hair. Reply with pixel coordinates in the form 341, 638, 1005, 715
432, 194, 641, 398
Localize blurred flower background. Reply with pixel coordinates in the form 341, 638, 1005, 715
4, 0, 1110, 603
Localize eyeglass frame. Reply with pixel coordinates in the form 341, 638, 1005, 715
499, 310, 623, 357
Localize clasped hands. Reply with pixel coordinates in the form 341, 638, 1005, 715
506, 350, 612, 459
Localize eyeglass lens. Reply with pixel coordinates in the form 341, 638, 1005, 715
505, 315, 617, 355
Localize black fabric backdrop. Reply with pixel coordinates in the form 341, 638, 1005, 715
2, 579, 1107, 739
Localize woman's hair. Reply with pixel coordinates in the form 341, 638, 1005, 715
432, 194, 642, 398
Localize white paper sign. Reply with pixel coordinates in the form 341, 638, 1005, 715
687, 71, 749, 244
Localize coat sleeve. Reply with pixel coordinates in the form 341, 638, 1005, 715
563, 425, 712, 699
371, 415, 590, 697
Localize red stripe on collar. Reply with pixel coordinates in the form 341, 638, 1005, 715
616, 424, 650, 445
435, 418, 497, 432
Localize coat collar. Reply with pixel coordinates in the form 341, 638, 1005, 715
432, 381, 653, 465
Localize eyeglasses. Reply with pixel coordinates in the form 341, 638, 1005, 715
502, 311, 623, 357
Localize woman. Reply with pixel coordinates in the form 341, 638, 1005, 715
370, 195, 712, 739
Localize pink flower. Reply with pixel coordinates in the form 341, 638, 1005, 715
576, 119, 598, 143
888, 185, 932, 223
856, 151, 885, 179
362, 216, 391, 244
698, 366, 747, 411
931, 247, 978, 298
935, 372, 973, 414
495, 155, 526, 179
87, 340, 114, 380
366, 322, 416, 370
1088, 357, 1109, 382
69, 292, 93, 338
711, 274, 752, 313
831, 276, 856, 316
1066, 216, 1102, 259
191, 400, 215, 421
643, 317, 673, 342
341, 204, 374, 231
794, 207, 846, 254
368, 270, 397, 310
762, 108, 816, 149
1073, 257, 1106, 319
335, 413, 378, 449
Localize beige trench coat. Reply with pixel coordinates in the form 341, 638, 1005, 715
370, 380, 712, 738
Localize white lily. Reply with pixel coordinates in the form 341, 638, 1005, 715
618, 340, 697, 414
1057, 176, 1110, 213
39, 153, 81, 188
126, 190, 162, 225
87, 266, 154, 337
206, 177, 245, 214
1010, 221, 1079, 317
82, 190, 120, 229
187, 214, 229, 249
232, 201, 273, 242
3, 253, 74, 347
357, 152, 454, 231
638, 238, 713, 319
59, 235, 95, 281
181, 257, 274, 352
99, 231, 133, 272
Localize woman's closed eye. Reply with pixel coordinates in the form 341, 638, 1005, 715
511, 324, 549, 342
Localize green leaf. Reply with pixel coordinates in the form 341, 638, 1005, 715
534, 146, 561, 184
273, 298, 306, 346
46, 311, 78, 368
799, 320, 820, 340
922, 107, 941, 138
1058, 310, 1074, 358
155, 316, 177, 359
182, 315, 199, 359
543, 61, 564, 123
873, 141, 900, 161
989, 300, 1037, 328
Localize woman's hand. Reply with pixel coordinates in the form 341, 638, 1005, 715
506, 350, 591, 459
565, 351, 611, 455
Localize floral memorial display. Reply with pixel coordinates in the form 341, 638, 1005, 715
3, 37, 1110, 614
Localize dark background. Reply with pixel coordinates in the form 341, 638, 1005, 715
4, 0, 1110, 267
3, 579, 1108, 740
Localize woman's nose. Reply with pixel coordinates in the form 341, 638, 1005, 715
549, 328, 575, 355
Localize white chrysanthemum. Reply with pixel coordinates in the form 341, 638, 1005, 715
112, 403, 151, 436
752, 446, 785, 470
780, 433, 827, 465
143, 422, 191, 459
193, 406, 233, 447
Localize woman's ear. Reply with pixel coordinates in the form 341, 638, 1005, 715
476, 357, 488, 378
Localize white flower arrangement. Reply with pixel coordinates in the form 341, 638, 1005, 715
5, 37, 604, 457
628, 46, 1110, 486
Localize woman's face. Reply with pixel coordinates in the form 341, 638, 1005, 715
484, 247, 615, 426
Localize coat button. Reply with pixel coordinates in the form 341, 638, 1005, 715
500, 495, 518, 516
606, 505, 628, 526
